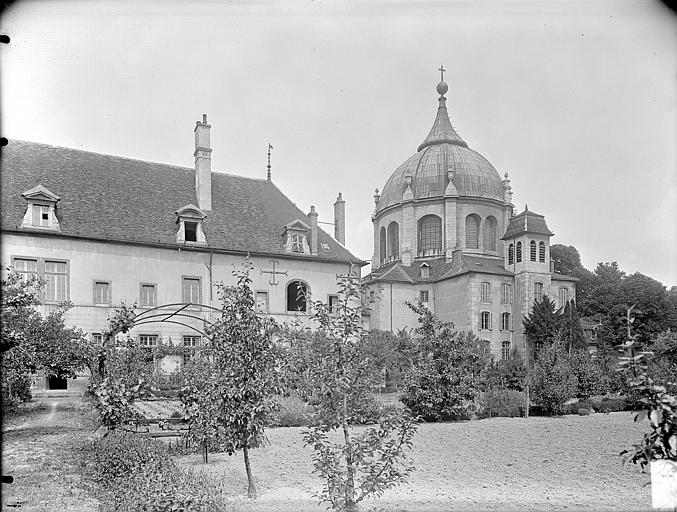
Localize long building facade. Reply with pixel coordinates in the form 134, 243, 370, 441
1, 116, 365, 376
363, 78, 577, 361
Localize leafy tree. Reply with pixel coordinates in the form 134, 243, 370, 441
568, 349, 606, 399
401, 302, 489, 421
182, 261, 281, 498
646, 330, 677, 394
522, 296, 561, 355
297, 271, 418, 511
361, 329, 416, 389
483, 348, 527, 392
528, 338, 578, 415
550, 244, 583, 275
560, 300, 587, 353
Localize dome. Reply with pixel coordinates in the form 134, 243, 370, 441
377, 82, 504, 213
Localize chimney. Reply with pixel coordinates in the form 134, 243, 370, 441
308, 206, 318, 254
194, 114, 212, 211
334, 192, 345, 245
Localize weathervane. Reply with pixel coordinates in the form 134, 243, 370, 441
266, 143, 273, 181
438, 65, 446, 82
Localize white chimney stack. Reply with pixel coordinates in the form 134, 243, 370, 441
308, 206, 318, 254
334, 193, 345, 245
194, 114, 212, 211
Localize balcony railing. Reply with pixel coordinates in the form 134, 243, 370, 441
416, 248, 445, 258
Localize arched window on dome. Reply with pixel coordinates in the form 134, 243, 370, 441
516, 241, 522, 263
508, 244, 514, 265
379, 227, 386, 264
530, 240, 537, 261
539, 241, 546, 263
465, 214, 480, 250
484, 216, 497, 252
417, 215, 442, 257
387, 221, 399, 261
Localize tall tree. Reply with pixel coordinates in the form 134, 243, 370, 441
560, 300, 587, 352
522, 296, 562, 355
550, 244, 583, 275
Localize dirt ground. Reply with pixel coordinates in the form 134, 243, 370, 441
179, 413, 653, 512
1, 392, 99, 511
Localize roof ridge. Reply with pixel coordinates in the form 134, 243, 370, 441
8, 139, 270, 183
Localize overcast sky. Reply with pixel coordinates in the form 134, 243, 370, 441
2, 0, 676, 287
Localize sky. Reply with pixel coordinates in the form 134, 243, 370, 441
2, 0, 676, 287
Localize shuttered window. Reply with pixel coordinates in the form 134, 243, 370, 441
534, 282, 543, 301
508, 244, 514, 265
530, 240, 537, 261
387, 222, 399, 259
418, 215, 442, 256
465, 215, 479, 249
501, 312, 511, 330
140, 284, 156, 307
539, 242, 546, 263
484, 217, 497, 251
559, 287, 569, 307
182, 277, 201, 304
516, 242, 522, 263
480, 311, 491, 330
380, 227, 387, 263
480, 282, 491, 302
93, 281, 110, 305
501, 284, 512, 304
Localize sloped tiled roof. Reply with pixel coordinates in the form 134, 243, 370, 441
365, 253, 513, 285
501, 206, 554, 240
1, 140, 364, 265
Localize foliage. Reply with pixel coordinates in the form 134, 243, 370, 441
180, 260, 281, 498
82, 431, 228, 511
568, 349, 607, 399
479, 389, 526, 418
523, 296, 562, 352
401, 302, 489, 421
619, 307, 677, 469
93, 377, 147, 430
1, 267, 91, 406
483, 348, 527, 392
646, 330, 677, 394
361, 329, 417, 389
560, 300, 587, 352
293, 270, 418, 511
528, 338, 578, 415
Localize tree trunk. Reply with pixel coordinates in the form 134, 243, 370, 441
243, 445, 257, 498
202, 442, 208, 464
342, 393, 357, 512
525, 384, 530, 418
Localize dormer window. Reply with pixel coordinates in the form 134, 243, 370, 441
175, 204, 207, 245
20, 185, 60, 231
283, 220, 311, 255
420, 263, 430, 279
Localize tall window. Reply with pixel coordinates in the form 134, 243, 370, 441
480, 311, 491, 330
516, 241, 522, 263
502, 341, 511, 361
418, 215, 442, 256
290, 233, 304, 253
508, 244, 514, 265
256, 291, 269, 312
501, 312, 511, 331
539, 241, 546, 263
287, 280, 309, 312
530, 240, 537, 261
559, 287, 569, 307
45, 260, 67, 302
387, 221, 399, 260
328, 294, 339, 313
420, 290, 429, 303
93, 280, 111, 305
13, 257, 38, 283
501, 283, 512, 304
182, 277, 201, 304
480, 282, 491, 302
534, 282, 543, 302
140, 284, 157, 307
465, 215, 479, 249
184, 221, 198, 242
484, 216, 497, 251
379, 227, 387, 263
139, 334, 158, 347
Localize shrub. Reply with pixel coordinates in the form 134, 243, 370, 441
479, 389, 526, 418
528, 339, 578, 415
92, 377, 146, 430
82, 432, 227, 512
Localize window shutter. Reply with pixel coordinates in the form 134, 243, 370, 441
466, 216, 478, 249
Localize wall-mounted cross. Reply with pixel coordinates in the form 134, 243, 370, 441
261, 259, 287, 285
439, 65, 446, 82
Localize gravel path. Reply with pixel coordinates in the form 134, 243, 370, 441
179, 412, 653, 511
1, 395, 99, 511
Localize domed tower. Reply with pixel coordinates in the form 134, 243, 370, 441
372, 73, 514, 270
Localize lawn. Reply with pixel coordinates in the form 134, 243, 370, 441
178, 412, 653, 511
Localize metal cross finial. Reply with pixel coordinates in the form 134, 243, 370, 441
267, 143, 273, 181
438, 65, 446, 82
